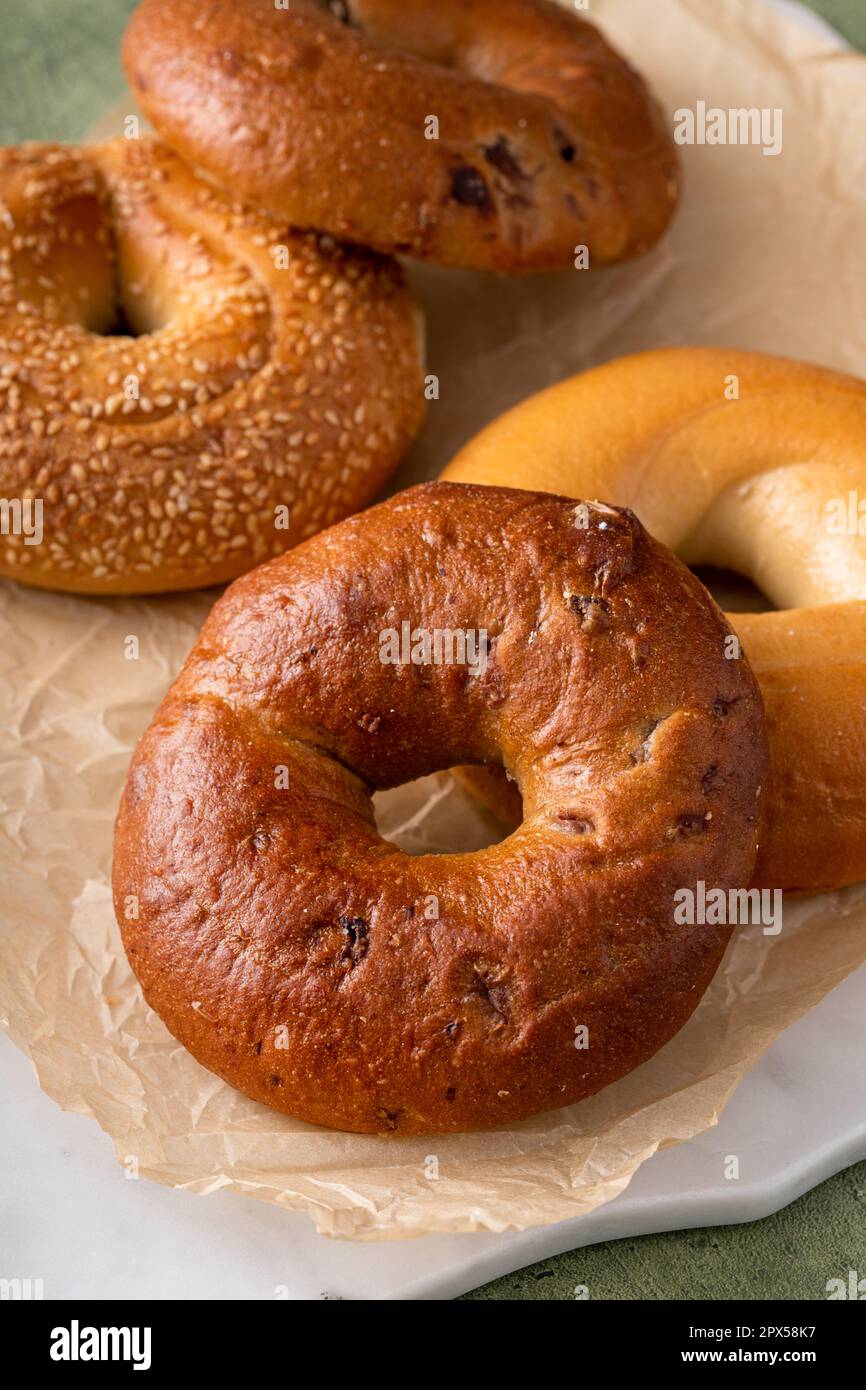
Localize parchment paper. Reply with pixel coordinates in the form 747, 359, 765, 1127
2, 0, 866, 1239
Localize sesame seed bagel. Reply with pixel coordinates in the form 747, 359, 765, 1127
0, 137, 424, 594
442, 348, 866, 895
113, 482, 766, 1135
123, 0, 680, 274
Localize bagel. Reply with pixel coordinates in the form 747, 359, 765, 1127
113, 481, 766, 1134
442, 348, 866, 895
0, 137, 424, 594
123, 0, 680, 275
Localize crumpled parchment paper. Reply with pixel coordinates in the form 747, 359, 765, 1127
2, 0, 865, 1239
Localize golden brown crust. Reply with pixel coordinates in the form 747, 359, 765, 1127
443, 347, 866, 894
123, 0, 680, 274
113, 482, 766, 1134
0, 137, 425, 594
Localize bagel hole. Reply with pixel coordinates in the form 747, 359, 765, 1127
372, 769, 513, 855
691, 566, 774, 614
90, 296, 154, 339
88, 260, 164, 337
100, 304, 139, 338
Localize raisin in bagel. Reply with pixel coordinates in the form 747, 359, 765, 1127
123, 0, 680, 275
113, 482, 766, 1135
442, 348, 866, 895
0, 137, 424, 594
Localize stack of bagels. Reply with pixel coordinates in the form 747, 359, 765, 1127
0, 0, 679, 592
1, 1, 862, 1136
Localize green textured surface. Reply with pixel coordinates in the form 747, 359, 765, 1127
0, 0, 864, 1302
463, 1164, 866, 1301
801, 0, 866, 46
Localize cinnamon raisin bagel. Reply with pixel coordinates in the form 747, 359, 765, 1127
0, 137, 424, 594
442, 348, 866, 895
113, 482, 766, 1135
123, 0, 680, 274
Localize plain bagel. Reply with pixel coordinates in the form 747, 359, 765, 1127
123, 0, 680, 274
0, 137, 424, 594
443, 348, 866, 895
113, 482, 766, 1134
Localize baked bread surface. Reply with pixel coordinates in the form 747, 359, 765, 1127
0, 137, 424, 593
444, 348, 866, 893
113, 482, 766, 1133
124, 0, 680, 273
